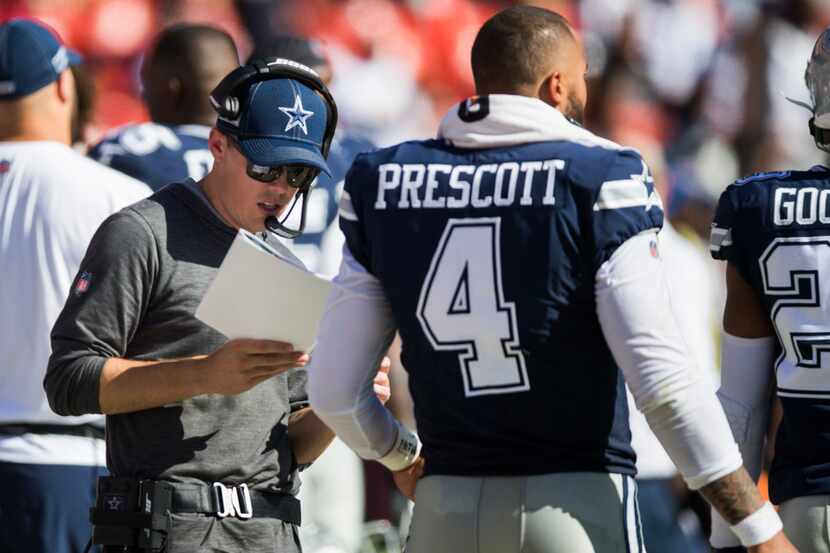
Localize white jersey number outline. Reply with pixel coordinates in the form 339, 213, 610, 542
417, 217, 529, 397
760, 236, 830, 398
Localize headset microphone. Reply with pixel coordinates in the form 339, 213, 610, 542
263, 191, 308, 239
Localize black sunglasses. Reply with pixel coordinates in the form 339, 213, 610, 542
227, 136, 316, 187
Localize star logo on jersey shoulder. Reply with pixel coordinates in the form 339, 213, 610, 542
278, 95, 314, 135
632, 160, 663, 212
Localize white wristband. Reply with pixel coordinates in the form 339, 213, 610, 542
731, 502, 783, 547
377, 421, 421, 471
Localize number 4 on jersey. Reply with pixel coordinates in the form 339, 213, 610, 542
417, 218, 530, 397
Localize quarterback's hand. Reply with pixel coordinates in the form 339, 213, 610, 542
747, 531, 799, 553
392, 456, 424, 501
200, 339, 308, 395
374, 356, 392, 404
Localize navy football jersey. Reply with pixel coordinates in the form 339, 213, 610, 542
89, 123, 212, 191
282, 133, 374, 274
340, 138, 663, 477
711, 166, 830, 504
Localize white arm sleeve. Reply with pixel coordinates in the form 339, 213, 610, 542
709, 333, 776, 548
595, 232, 743, 490
306, 244, 401, 460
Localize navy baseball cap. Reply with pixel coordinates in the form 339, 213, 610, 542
226, 78, 332, 175
0, 19, 82, 99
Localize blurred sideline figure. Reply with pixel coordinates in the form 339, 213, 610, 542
307, 6, 796, 553
89, 24, 239, 191
247, 35, 375, 553
709, 26, 830, 553
0, 18, 150, 553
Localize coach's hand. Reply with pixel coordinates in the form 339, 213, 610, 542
201, 339, 308, 395
393, 456, 425, 501
374, 356, 392, 404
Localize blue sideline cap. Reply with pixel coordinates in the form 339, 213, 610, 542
220, 78, 332, 176
0, 19, 82, 99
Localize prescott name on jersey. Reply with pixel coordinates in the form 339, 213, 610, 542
340, 136, 663, 477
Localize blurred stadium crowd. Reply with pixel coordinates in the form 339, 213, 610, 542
4, 0, 828, 248
2, 0, 829, 552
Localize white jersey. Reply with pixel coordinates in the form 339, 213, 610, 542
0, 141, 150, 463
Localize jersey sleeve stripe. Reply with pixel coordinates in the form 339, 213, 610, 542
709, 227, 732, 252
593, 179, 655, 211
338, 190, 359, 222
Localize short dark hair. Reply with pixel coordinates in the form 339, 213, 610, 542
471, 6, 574, 95
141, 24, 239, 126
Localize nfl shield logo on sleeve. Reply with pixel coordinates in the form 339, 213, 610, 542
74, 271, 92, 296
649, 238, 660, 258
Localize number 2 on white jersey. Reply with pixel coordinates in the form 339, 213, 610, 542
417, 218, 529, 397
761, 236, 830, 397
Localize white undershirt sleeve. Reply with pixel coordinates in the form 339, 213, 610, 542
306, 244, 401, 460
595, 231, 743, 490
709, 333, 776, 548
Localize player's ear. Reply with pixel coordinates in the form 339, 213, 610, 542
539, 71, 564, 110
208, 128, 230, 161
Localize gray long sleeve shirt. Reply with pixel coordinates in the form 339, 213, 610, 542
45, 182, 307, 494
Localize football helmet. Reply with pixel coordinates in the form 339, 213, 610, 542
806, 27, 830, 152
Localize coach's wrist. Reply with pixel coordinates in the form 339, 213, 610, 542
186, 355, 215, 395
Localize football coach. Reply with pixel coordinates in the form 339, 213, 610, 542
44, 57, 390, 553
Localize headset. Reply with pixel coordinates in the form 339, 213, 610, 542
209, 57, 339, 238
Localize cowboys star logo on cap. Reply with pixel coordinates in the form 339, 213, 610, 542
278, 94, 314, 135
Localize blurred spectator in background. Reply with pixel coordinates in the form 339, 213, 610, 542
0, 18, 150, 553
89, 24, 240, 191
246, 35, 376, 553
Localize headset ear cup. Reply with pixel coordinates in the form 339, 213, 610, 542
225, 97, 239, 118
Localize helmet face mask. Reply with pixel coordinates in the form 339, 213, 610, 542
807, 28, 830, 152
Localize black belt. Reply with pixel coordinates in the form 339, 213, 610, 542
0, 423, 104, 440
170, 483, 301, 525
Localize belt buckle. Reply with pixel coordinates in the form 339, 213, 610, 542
212, 482, 253, 519
212, 482, 235, 518
233, 483, 253, 520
